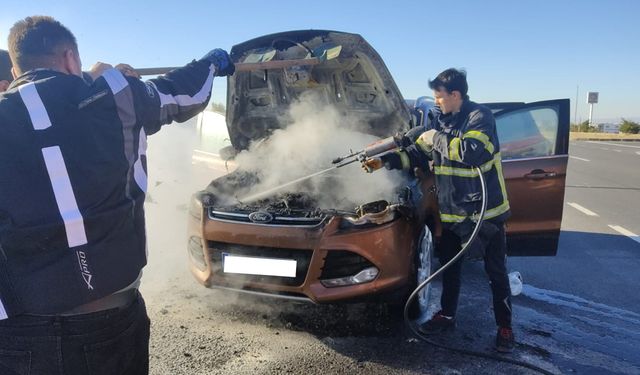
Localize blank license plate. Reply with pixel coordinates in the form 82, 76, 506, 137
222, 254, 297, 278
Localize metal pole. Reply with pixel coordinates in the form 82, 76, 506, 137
588, 103, 594, 127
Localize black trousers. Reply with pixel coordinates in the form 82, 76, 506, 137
0, 292, 150, 375
437, 223, 512, 327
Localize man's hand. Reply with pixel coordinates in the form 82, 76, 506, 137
202, 49, 235, 77
87, 62, 113, 81
115, 63, 140, 79
0, 80, 10, 92
419, 129, 438, 147
416, 129, 438, 154
361, 157, 383, 173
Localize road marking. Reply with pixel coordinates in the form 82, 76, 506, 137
608, 225, 640, 244
599, 147, 610, 151
568, 202, 598, 216
636, 151, 640, 156
614, 149, 622, 152
569, 156, 590, 161
588, 141, 640, 149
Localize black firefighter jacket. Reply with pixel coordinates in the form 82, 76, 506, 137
385, 99, 511, 238
0, 60, 216, 318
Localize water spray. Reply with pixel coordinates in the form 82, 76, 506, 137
237, 135, 405, 204
237, 159, 359, 204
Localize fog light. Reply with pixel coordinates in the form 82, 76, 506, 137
320, 267, 379, 288
188, 236, 207, 271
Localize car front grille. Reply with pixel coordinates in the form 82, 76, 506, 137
208, 241, 312, 286
208, 209, 325, 227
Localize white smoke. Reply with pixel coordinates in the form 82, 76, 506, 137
234, 92, 406, 210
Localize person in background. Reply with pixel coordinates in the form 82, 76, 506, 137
0, 49, 12, 92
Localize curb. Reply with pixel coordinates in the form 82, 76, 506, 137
571, 138, 640, 142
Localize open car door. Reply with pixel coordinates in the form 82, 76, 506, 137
493, 99, 570, 256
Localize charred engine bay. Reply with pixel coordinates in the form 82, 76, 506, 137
205, 169, 357, 217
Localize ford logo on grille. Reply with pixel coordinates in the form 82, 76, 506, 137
248, 211, 274, 223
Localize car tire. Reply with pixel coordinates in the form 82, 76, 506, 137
388, 225, 434, 321
413, 225, 434, 320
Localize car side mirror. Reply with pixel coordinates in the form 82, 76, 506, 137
410, 108, 424, 128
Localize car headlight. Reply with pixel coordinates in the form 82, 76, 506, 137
340, 201, 400, 228
189, 194, 204, 221
189, 191, 215, 221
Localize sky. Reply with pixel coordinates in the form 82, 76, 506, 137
1, 0, 638, 123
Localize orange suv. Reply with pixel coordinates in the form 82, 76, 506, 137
187, 31, 570, 312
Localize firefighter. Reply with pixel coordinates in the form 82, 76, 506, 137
0, 49, 12, 92
0, 16, 234, 373
363, 68, 514, 353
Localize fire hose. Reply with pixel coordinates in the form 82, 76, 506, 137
402, 166, 556, 375
334, 135, 555, 373
237, 133, 556, 373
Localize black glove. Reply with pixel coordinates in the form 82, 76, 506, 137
202, 49, 235, 77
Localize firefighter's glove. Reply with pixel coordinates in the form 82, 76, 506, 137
361, 157, 383, 173
417, 129, 437, 153
202, 49, 235, 76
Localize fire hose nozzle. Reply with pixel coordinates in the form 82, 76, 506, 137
362, 135, 404, 158
332, 133, 406, 167
331, 149, 363, 165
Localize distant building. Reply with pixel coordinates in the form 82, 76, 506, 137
598, 123, 620, 133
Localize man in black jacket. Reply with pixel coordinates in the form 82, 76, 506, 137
363, 68, 514, 353
0, 15, 234, 374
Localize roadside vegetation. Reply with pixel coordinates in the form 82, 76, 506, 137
570, 120, 599, 133
570, 119, 640, 140
619, 119, 640, 134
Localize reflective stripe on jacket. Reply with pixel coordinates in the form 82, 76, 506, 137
391, 100, 510, 229
0, 61, 215, 318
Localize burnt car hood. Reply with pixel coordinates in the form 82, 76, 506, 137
226, 30, 411, 150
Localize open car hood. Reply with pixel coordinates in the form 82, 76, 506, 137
226, 30, 411, 150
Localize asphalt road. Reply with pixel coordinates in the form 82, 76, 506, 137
140, 120, 640, 375
511, 140, 640, 309
507, 140, 640, 374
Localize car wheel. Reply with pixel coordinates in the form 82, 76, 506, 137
387, 225, 434, 321
414, 225, 434, 321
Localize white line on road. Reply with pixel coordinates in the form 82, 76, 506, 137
636, 151, 640, 156
569, 156, 590, 161
587, 141, 640, 149
568, 202, 599, 216
599, 148, 610, 151
608, 225, 640, 244
614, 149, 622, 153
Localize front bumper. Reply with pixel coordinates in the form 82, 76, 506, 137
187, 211, 418, 303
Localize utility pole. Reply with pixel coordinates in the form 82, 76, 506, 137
574, 85, 579, 124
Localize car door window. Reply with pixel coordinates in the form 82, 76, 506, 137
496, 107, 559, 160
494, 99, 569, 256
